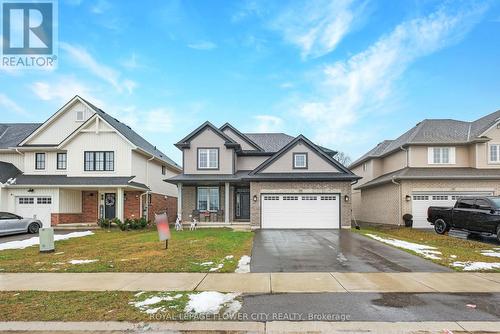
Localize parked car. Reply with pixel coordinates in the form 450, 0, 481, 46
0, 212, 42, 236
427, 196, 500, 241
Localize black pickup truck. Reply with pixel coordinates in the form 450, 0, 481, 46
427, 196, 500, 241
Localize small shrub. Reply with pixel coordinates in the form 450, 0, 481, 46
114, 218, 127, 231
98, 218, 112, 228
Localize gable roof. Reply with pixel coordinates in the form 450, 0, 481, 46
350, 110, 500, 169
250, 134, 357, 177
0, 123, 41, 149
219, 123, 263, 151
0, 161, 21, 183
175, 121, 240, 150
243, 133, 295, 153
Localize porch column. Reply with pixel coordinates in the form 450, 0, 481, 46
116, 188, 124, 221
225, 182, 230, 223
177, 183, 182, 220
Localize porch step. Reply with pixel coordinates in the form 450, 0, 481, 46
181, 222, 252, 231
53, 223, 100, 230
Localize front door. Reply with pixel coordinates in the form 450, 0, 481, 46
235, 188, 250, 220
104, 193, 116, 219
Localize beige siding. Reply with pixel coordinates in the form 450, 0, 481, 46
23, 151, 68, 175
250, 181, 352, 228
4, 187, 60, 213
182, 127, 234, 174
358, 183, 400, 225
0, 152, 24, 171
26, 101, 95, 145
58, 189, 82, 213
476, 126, 500, 168
222, 128, 255, 151
260, 142, 341, 173
410, 145, 469, 167
237, 155, 268, 171
382, 149, 406, 173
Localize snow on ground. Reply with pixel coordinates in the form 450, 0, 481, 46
130, 293, 182, 314
0, 231, 94, 251
225, 255, 234, 260
481, 249, 500, 258
68, 259, 98, 265
365, 234, 442, 260
235, 255, 251, 273
209, 263, 224, 272
185, 291, 240, 314
452, 261, 500, 271
199, 261, 214, 266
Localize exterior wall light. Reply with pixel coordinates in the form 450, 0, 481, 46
344, 195, 350, 202
253, 195, 258, 202
405, 195, 411, 201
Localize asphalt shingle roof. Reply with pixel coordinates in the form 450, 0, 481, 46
9, 174, 149, 190
0, 123, 41, 148
243, 133, 295, 153
0, 161, 21, 183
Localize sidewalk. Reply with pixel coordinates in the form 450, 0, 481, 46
1, 272, 500, 293
1, 321, 499, 333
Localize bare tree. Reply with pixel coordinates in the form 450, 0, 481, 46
334, 151, 352, 166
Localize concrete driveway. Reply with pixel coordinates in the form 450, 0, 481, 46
250, 229, 451, 273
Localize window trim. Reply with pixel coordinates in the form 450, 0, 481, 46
428, 147, 455, 165
161, 165, 166, 175
196, 186, 220, 212
488, 143, 500, 164
35, 153, 45, 170
293, 152, 308, 169
84, 151, 115, 171
197, 148, 219, 170
76, 110, 85, 122
57, 152, 67, 170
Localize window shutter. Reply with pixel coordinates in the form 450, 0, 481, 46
449, 147, 456, 164
427, 147, 434, 164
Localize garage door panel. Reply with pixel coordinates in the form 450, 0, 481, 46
15, 196, 52, 227
262, 194, 339, 229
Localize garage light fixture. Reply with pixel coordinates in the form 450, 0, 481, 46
27, 188, 34, 193
405, 195, 411, 201
344, 195, 349, 202
253, 195, 257, 202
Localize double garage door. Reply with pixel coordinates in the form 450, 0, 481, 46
411, 192, 493, 228
15, 196, 52, 227
261, 193, 340, 229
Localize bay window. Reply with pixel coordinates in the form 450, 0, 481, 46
197, 187, 219, 211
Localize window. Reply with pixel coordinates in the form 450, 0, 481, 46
428, 147, 454, 164
283, 195, 298, 200
475, 199, 491, 210
57, 153, 67, 170
263, 195, 279, 201
413, 195, 429, 200
198, 148, 218, 169
37, 197, 52, 204
35, 153, 45, 170
197, 187, 219, 211
0, 212, 18, 220
432, 195, 448, 200
489, 144, 500, 163
362, 163, 367, 172
293, 153, 307, 169
162, 165, 166, 175
84, 151, 114, 171
76, 110, 85, 121
302, 196, 317, 200
457, 199, 475, 209
320, 195, 337, 201
18, 197, 34, 204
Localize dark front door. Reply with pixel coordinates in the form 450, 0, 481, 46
104, 193, 116, 219
235, 188, 250, 220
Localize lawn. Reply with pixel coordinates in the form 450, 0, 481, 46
0, 228, 253, 273
0, 290, 242, 321
354, 226, 500, 272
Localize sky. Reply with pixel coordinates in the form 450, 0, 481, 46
1, 0, 499, 165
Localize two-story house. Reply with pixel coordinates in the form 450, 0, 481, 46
0, 96, 181, 227
166, 122, 359, 229
350, 110, 500, 228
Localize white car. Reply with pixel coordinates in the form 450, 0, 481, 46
0, 212, 42, 236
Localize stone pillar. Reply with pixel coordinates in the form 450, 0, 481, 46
116, 188, 124, 221
177, 183, 183, 220
225, 182, 230, 223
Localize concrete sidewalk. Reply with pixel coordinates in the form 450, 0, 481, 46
1, 321, 499, 333
1, 272, 500, 293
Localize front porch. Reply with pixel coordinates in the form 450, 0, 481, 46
177, 182, 251, 226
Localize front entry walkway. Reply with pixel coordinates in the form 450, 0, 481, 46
251, 229, 452, 272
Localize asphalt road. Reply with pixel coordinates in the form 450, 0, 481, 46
251, 229, 451, 272
239, 292, 500, 322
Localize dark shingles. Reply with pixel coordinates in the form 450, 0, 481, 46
243, 133, 295, 152
0, 161, 21, 183
10, 174, 149, 190
0, 123, 41, 148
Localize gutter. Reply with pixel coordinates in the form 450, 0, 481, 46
391, 176, 403, 226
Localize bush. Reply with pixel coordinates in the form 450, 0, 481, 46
114, 218, 127, 231
98, 218, 112, 228
111, 218, 149, 231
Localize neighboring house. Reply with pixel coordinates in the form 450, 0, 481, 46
0, 96, 181, 227
166, 122, 359, 229
350, 110, 500, 228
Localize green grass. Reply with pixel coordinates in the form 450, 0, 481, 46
353, 226, 500, 272
0, 228, 253, 273
0, 290, 241, 321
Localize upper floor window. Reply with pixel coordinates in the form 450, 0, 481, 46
57, 153, 67, 170
489, 144, 500, 163
76, 110, 85, 122
428, 147, 455, 164
84, 151, 114, 171
35, 153, 45, 170
293, 153, 308, 169
161, 165, 166, 175
198, 148, 218, 169
362, 162, 367, 172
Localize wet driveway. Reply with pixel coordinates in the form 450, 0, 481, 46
250, 229, 452, 272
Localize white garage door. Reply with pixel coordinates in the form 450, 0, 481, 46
411, 192, 493, 228
15, 196, 53, 227
261, 194, 340, 229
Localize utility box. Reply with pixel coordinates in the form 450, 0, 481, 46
39, 227, 55, 253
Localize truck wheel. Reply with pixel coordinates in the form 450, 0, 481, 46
434, 219, 448, 235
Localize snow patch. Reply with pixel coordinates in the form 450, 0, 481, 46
68, 259, 98, 265
235, 255, 251, 273
130, 293, 183, 314
199, 261, 214, 266
481, 249, 500, 258
225, 255, 234, 260
185, 291, 240, 314
452, 261, 500, 271
0, 231, 94, 251
365, 234, 442, 260
209, 263, 224, 272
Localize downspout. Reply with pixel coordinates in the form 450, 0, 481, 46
143, 155, 154, 220
392, 176, 402, 226
400, 146, 409, 167
351, 179, 360, 229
